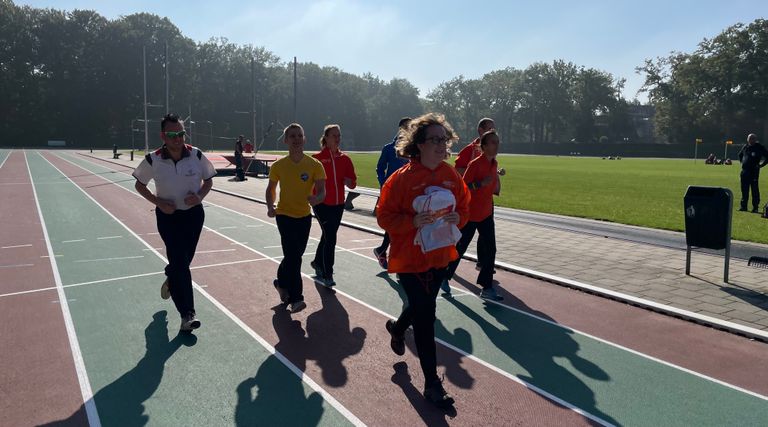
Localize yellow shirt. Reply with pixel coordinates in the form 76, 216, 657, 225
269, 154, 326, 218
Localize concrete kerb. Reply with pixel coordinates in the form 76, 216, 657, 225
77, 151, 768, 343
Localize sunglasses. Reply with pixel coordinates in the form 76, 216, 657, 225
164, 130, 186, 138
422, 136, 450, 146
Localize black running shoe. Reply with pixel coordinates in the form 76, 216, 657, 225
310, 260, 324, 277
273, 279, 288, 304
423, 380, 455, 408
385, 320, 405, 356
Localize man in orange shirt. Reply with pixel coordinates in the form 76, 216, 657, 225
378, 113, 469, 408
443, 129, 503, 301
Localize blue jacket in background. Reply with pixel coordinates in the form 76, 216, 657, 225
376, 136, 408, 187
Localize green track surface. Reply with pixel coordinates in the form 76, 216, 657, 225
28, 152, 352, 427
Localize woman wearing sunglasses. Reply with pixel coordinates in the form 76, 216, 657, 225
376, 113, 469, 408
133, 113, 216, 332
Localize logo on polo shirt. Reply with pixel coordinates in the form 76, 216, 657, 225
300, 172, 309, 182
185, 169, 196, 177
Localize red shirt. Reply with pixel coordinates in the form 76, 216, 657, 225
454, 137, 482, 170
312, 147, 357, 206
377, 160, 470, 273
463, 154, 498, 222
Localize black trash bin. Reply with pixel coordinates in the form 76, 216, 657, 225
683, 186, 733, 281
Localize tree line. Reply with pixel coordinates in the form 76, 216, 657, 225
1, 0, 765, 152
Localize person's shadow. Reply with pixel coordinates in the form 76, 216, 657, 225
235, 355, 324, 427
446, 295, 620, 426
40, 310, 197, 426
270, 284, 366, 387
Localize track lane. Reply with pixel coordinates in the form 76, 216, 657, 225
38, 152, 357, 426
61, 151, 768, 425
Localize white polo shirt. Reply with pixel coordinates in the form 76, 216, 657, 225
133, 144, 217, 211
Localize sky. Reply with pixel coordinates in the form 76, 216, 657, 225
14, 0, 768, 102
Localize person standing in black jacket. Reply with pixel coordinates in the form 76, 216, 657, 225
737, 133, 768, 212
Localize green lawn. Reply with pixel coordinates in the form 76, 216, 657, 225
343, 153, 767, 245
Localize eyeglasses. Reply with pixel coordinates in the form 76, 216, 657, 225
423, 136, 450, 146
164, 130, 186, 138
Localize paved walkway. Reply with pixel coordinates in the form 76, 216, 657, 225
86, 151, 768, 341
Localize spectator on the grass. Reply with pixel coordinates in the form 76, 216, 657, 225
738, 133, 768, 212
133, 113, 216, 332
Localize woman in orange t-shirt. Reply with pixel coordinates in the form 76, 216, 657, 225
377, 113, 469, 408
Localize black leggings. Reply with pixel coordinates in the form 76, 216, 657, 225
156, 204, 204, 316
447, 214, 496, 288
312, 203, 344, 277
276, 215, 312, 303
391, 268, 447, 387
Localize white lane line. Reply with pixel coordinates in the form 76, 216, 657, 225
40, 254, 63, 258
191, 257, 270, 270
196, 249, 237, 254
0, 258, 270, 300
96, 235, 123, 240
0, 263, 34, 268
349, 238, 380, 243
218, 226, 237, 230
74, 255, 144, 263
142, 248, 164, 251
263, 245, 281, 249
53, 150, 366, 427
63, 239, 86, 243
79, 151, 768, 412
0, 150, 10, 169
1, 244, 33, 249
28, 151, 102, 427
0, 286, 57, 298
246, 224, 263, 228
146, 232, 159, 236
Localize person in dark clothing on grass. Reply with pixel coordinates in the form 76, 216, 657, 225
737, 133, 768, 212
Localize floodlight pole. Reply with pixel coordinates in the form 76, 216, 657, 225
143, 45, 149, 153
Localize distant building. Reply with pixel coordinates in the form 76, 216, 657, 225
627, 104, 655, 143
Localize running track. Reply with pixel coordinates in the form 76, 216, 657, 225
1, 149, 767, 426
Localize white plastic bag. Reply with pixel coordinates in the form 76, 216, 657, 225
412, 186, 461, 253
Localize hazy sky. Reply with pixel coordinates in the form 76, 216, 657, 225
15, 0, 767, 102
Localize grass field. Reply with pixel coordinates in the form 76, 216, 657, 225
340, 153, 767, 245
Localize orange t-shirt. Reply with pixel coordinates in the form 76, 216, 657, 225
377, 160, 470, 273
463, 154, 498, 222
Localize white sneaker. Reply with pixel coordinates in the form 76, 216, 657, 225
161, 278, 171, 300
180, 313, 201, 331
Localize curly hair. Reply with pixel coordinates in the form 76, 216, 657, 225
395, 113, 458, 159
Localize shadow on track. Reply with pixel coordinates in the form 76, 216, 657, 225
446, 295, 619, 426
271, 283, 366, 387
40, 310, 197, 426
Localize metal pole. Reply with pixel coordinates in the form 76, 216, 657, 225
143, 46, 149, 153
251, 57, 256, 146
165, 41, 169, 114
723, 142, 728, 160
293, 56, 297, 122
